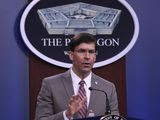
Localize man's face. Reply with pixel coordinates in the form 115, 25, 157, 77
69, 43, 96, 75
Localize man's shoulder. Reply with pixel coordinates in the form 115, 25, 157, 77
92, 73, 116, 93
93, 73, 115, 86
43, 70, 70, 83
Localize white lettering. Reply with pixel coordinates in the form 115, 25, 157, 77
41, 37, 119, 47
65, 38, 71, 46
97, 38, 119, 46
41, 38, 49, 46
41, 38, 62, 46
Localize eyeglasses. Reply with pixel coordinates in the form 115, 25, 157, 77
74, 49, 98, 55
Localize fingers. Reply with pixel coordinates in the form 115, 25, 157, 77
69, 95, 81, 105
67, 94, 88, 117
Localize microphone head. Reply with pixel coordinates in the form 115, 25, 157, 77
89, 87, 93, 90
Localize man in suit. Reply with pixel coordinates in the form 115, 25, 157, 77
35, 33, 119, 120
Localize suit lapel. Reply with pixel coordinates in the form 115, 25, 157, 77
61, 70, 74, 100
87, 74, 100, 115
61, 70, 79, 118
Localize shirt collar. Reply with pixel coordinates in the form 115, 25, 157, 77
70, 68, 92, 87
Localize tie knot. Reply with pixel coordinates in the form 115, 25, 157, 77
79, 80, 85, 86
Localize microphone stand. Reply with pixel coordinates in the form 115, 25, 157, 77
89, 87, 111, 115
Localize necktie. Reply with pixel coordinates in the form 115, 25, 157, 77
78, 80, 87, 118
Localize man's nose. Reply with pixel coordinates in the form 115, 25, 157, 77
84, 52, 90, 58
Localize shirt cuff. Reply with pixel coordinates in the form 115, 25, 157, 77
63, 110, 73, 120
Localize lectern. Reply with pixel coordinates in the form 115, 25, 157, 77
74, 115, 127, 120
74, 116, 101, 120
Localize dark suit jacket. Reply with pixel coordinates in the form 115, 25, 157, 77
35, 70, 119, 120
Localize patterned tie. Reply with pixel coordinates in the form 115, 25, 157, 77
78, 80, 88, 118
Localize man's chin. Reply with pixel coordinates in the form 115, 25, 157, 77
81, 67, 92, 73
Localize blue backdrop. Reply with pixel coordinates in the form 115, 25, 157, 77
0, 0, 159, 120
0, 0, 28, 120
126, 0, 160, 119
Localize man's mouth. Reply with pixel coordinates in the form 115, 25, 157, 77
82, 62, 91, 67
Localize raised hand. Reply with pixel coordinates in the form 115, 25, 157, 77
66, 94, 87, 119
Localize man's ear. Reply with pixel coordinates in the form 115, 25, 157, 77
68, 51, 73, 61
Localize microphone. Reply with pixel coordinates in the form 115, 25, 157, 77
89, 87, 111, 115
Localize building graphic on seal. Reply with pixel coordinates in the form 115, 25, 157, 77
37, 2, 121, 35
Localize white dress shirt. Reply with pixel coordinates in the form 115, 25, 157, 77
70, 68, 91, 106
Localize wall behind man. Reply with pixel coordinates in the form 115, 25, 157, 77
0, 0, 160, 120
126, 0, 160, 120
0, 0, 28, 120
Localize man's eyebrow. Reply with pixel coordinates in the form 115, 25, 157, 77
78, 48, 95, 50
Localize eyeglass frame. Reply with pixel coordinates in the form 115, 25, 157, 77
74, 48, 98, 56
